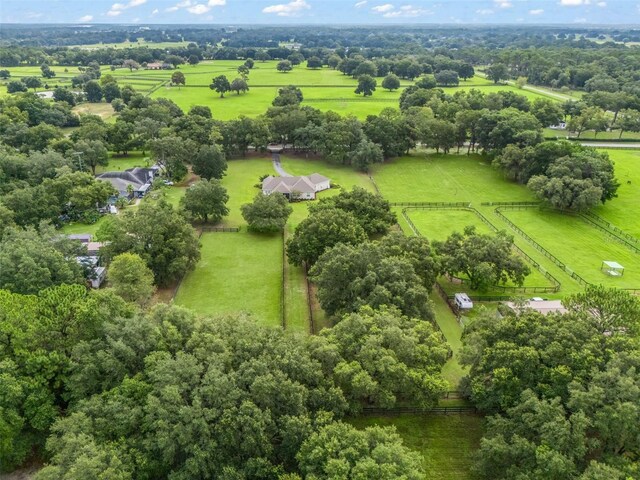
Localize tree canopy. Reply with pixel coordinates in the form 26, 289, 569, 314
241, 192, 293, 233
98, 200, 201, 286
434, 225, 530, 291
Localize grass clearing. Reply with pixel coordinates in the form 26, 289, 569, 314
221, 156, 274, 226
175, 231, 284, 325
595, 149, 640, 238
372, 153, 535, 204
432, 292, 466, 389
72, 103, 115, 121
96, 151, 151, 173
349, 414, 483, 480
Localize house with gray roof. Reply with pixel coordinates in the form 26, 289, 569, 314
262, 173, 330, 200
96, 166, 160, 201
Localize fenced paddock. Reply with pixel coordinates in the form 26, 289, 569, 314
174, 231, 284, 326
499, 207, 640, 289
403, 206, 561, 294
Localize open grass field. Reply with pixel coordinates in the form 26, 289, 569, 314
502, 208, 640, 289
221, 157, 274, 226
371, 153, 536, 204
594, 149, 640, 237
175, 231, 285, 325
349, 414, 483, 480
2, 60, 560, 119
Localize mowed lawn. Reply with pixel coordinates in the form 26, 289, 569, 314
431, 292, 466, 389
349, 414, 483, 480
175, 231, 284, 326
372, 153, 536, 204
221, 157, 274, 226
594, 149, 640, 238
503, 208, 640, 288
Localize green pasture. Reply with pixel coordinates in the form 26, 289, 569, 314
175, 231, 285, 325
595, 149, 640, 237
371, 153, 536, 204
221, 157, 274, 226
349, 414, 483, 480
2, 60, 561, 119
502, 208, 640, 289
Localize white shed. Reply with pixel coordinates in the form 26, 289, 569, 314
454, 293, 474, 310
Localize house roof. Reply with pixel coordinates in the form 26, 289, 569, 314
96, 166, 157, 193
67, 234, 92, 243
307, 173, 330, 184
262, 174, 329, 194
603, 261, 624, 269
505, 300, 567, 316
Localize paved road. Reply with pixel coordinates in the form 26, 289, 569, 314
578, 142, 640, 149
272, 153, 292, 176
475, 71, 576, 102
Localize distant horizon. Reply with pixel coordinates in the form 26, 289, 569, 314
1, 0, 638, 26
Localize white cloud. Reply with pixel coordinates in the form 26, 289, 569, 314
164, 0, 224, 14
573, 16, 588, 22
371, 3, 394, 12
187, 3, 210, 14
476, 8, 494, 14
262, 0, 311, 16
529, 8, 544, 14
596, 1, 606, 5
494, 0, 512, 8
355, 0, 368, 7
560, 0, 590, 5
383, 5, 432, 17
107, 0, 146, 16
151, 8, 159, 14
78, 14, 94, 21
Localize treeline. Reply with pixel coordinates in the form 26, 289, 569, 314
486, 45, 640, 92
1, 76, 622, 219
462, 286, 640, 479
0, 284, 449, 477
3, 24, 636, 51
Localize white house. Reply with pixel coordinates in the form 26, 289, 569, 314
262, 173, 331, 200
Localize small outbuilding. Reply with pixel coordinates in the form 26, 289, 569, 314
454, 293, 474, 310
602, 260, 624, 277
504, 299, 567, 316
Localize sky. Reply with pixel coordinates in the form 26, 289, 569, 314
1, 0, 638, 25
